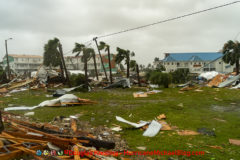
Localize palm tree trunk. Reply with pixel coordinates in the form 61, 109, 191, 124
93, 38, 108, 81
84, 56, 88, 86
58, 43, 71, 87
60, 63, 64, 80
92, 53, 99, 80
236, 59, 239, 75
107, 47, 113, 84
136, 64, 141, 87
127, 59, 130, 78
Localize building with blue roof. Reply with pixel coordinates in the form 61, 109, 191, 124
159, 52, 234, 73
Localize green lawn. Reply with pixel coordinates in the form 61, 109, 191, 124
1, 87, 240, 159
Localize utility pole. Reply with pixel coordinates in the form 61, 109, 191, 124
136, 64, 141, 87
93, 37, 108, 81
58, 43, 71, 87
5, 38, 12, 80
107, 46, 113, 84
92, 52, 99, 80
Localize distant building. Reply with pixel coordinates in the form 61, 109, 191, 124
2, 53, 118, 76
159, 52, 235, 73
2, 54, 43, 75
65, 54, 118, 75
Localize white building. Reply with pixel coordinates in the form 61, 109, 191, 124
2, 54, 43, 75
159, 52, 235, 74
64, 54, 118, 76
2, 54, 118, 76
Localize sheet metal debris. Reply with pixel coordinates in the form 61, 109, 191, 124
116, 116, 149, 128
143, 120, 162, 137
104, 78, 131, 89
218, 75, 240, 88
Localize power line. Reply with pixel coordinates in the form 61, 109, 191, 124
64, 1, 239, 57
94, 1, 240, 39
63, 40, 93, 56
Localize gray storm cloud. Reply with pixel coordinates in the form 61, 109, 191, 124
0, 0, 239, 65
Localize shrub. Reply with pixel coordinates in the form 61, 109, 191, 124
171, 69, 190, 84
149, 71, 172, 88
69, 74, 85, 86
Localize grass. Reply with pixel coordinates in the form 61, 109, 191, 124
1, 87, 240, 159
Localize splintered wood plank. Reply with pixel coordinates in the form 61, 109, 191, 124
73, 145, 81, 160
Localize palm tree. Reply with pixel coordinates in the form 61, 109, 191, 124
154, 57, 160, 62
115, 47, 135, 78
43, 38, 64, 79
130, 60, 141, 86
99, 41, 113, 84
73, 43, 94, 86
222, 40, 240, 75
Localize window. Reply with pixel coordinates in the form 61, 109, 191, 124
219, 62, 222, 64
172, 63, 174, 65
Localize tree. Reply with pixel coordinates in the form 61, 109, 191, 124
154, 57, 160, 62
156, 64, 166, 72
222, 40, 240, 75
115, 47, 135, 78
43, 38, 63, 75
99, 41, 113, 83
43, 38, 71, 85
147, 63, 152, 69
130, 60, 141, 86
171, 68, 189, 84
149, 71, 172, 88
73, 43, 94, 86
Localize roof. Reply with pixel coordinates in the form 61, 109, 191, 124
163, 52, 223, 62
8, 54, 42, 58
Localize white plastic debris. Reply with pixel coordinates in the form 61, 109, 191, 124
136, 146, 146, 150
69, 70, 85, 75
149, 84, 159, 88
111, 126, 122, 132
62, 85, 84, 92
116, 116, 149, 128
4, 106, 39, 111
199, 71, 219, 80
232, 83, 240, 89
4, 94, 79, 111
24, 112, 35, 116
9, 88, 28, 94
143, 120, 162, 137
69, 115, 78, 119
47, 142, 61, 151
26, 132, 43, 137
147, 90, 162, 94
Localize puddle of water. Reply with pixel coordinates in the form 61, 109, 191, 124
212, 105, 240, 112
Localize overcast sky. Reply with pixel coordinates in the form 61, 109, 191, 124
0, 0, 239, 65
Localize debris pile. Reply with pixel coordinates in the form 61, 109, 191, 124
0, 111, 128, 160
